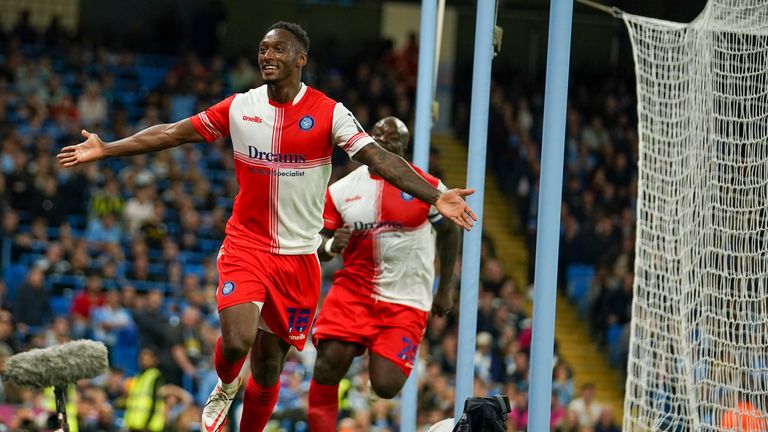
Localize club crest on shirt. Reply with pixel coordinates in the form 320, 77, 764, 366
221, 281, 236, 296
299, 115, 315, 131
401, 191, 414, 201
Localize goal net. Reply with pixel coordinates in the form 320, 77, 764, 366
623, 1, 768, 430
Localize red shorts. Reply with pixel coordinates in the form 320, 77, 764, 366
312, 284, 429, 376
216, 238, 321, 350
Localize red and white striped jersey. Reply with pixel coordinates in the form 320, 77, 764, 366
323, 165, 448, 311
190, 84, 374, 255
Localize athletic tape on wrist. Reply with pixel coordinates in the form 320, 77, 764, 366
324, 237, 337, 256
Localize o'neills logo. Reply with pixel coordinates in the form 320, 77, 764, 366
354, 221, 403, 231
248, 146, 306, 163
243, 115, 262, 123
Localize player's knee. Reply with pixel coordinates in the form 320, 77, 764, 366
220, 331, 253, 360
313, 355, 340, 385
251, 352, 284, 384
371, 376, 406, 399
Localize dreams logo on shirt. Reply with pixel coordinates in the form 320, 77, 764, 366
353, 221, 403, 231
248, 146, 307, 163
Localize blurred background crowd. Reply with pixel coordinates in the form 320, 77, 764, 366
0, 4, 636, 432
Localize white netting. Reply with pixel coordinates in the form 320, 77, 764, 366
624, 1, 768, 430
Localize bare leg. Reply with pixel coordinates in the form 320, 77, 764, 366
307, 339, 362, 432
239, 329, 292, 430
369, 353, 408, 399
313, 339, 361, 386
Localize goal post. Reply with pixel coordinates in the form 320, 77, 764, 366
623, 1, 768, 430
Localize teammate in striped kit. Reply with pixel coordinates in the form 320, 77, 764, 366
57, 22, 476, 431
307, 117, 461, 431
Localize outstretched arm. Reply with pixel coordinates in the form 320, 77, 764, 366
352, 143, 477, 230
431, 219, 461, 316
57, 119, 203, 167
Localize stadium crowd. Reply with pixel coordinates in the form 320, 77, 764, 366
463, 67, 638, 369
0, 9, 626, 432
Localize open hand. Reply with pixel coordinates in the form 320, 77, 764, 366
56, 130, 107, 167
435, 188, 477, 231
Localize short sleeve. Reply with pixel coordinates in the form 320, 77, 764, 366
332, 103, 376, 157
323, 188, 344, 230
189, 94, 235, 143
429, 180, 449, 224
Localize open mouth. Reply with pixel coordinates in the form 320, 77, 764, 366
263, 65, 278, 73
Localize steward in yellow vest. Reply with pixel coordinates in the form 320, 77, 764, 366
125, 348, 165, 432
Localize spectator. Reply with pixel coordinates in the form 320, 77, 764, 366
13, 268, 51, 330
103, 367, 127, 408
34, 241, 71, 276
476, 289, 496, 335
169, 306, 205, 390
554, 409, 581, 432
0, 310, 18, 355
552, 361, 575, 406
162, 384, 196, 431
507, 351, 530, 392
438, 333, 457, 375
507, 390, 528, 431
89, 178, 125, 220
133, 290, 184, 386
78, 384, 115, 431
124, 348, 165, 432
229, 55, 258, 93
85, 211, 122, 247
594, 407, 621, 432
91, 289, 135, 351
31, 175, 68, 226
71, 275, 106, 338
43, 316, 71, 347
551, 392, 567, 430
123, 185, 155, 234
77, 82, 108, 127
568, 383, 602, 429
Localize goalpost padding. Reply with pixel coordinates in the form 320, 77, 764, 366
624, 1, 768, 430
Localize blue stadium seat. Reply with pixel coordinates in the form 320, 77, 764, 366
67, 215, 87, 231
565, 263, 595, 305
179, 251, 205, 265
113, 325, 140, 376
148, 263, 166, 276
46, 226, 61, 239
197, 238, 219, 254
3, 264, 28, 302
124, 279, 169, 293
136, 66, 167, 90
606, 324, 625, 366
183, 263, 205, 278
102, 278, 120, 290
50, 294, 73, 317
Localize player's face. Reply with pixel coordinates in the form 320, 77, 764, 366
372, 120, 406, 157
258, 29, 307, 84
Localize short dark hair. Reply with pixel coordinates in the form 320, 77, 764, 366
267, 21, 310, 52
